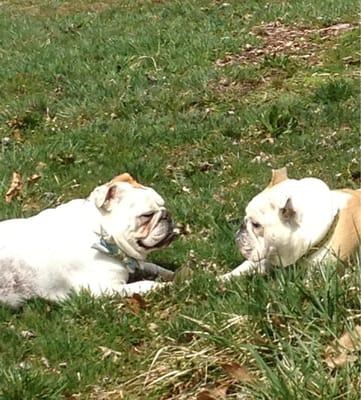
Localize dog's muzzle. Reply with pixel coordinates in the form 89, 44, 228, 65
138, 209, 176, 250
235, 225, 253, 259
156, 210, 176, 247
235, 222, 246, 245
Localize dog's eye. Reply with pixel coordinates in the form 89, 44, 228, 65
139, 212, 154, 224
252, 221, 261, 229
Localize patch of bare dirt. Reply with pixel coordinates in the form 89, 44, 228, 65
216, 22, 356, 67
211, 77, 263, 99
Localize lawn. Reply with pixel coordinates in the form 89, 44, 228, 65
0, 0, 360, 399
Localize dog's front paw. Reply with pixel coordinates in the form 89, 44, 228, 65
121, 280, 171, 297
219, 260, 270, 281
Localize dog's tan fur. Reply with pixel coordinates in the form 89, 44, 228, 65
329, 188, 361, 261
269, 168, 361, 262
110, 173, 143, 188
267, 167, 288, 188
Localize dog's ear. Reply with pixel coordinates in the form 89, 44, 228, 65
280, 197, 297, 224
267, 167, 288, 188
90, 184, 122, 211
90, 173, 143, 211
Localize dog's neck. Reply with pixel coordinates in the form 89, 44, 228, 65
87, 198, 141, 272
91, 226, 140, 273
303, 209, 340, 259
273, 203, 340, 267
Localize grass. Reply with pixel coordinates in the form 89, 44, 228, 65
0, 0, 360, 398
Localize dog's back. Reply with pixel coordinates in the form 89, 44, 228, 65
329, 188, 361, 261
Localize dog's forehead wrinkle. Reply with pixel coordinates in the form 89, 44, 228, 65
247, 195, 275, 215
143, 187, 165, 206
120, 187, 165, 214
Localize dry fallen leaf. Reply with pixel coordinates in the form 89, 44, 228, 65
325, 325, 361, 369
126, 293, 147, 314
174, 222, 192, 236
5, 172, 23, 203
174, 265, 194, 283
221, 362, 254, 383
22, 199, 41, 212
12, 128, 24, 142
197, 384, 228, 400
27, 173, 41, 185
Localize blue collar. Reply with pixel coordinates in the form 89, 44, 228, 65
91, 232, 139, 273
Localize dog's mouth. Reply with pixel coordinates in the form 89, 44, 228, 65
236, 228, 261, 261
137, 229, 177, 250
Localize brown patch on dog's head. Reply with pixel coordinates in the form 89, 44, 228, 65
267, 167, 288, 188
110, 173, 143, 188
90, 173, 144, 210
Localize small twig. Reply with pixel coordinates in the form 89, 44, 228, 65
146, 368, 193, 388
143, 346, 169, 387
179, 314, 213, 332
130, 55, 160, 71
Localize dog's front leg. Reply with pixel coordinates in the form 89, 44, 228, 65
137, 261, 174, 281
220, 259, 271, 281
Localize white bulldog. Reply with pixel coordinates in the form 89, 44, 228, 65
223, 168, 361, 278
0, 173, 176, 307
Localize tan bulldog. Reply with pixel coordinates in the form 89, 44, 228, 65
222, 168, 361, 278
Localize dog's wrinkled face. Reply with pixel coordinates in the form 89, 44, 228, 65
236, 190, 297, 265
236, 168, 336, 267
90, 173, 175, 260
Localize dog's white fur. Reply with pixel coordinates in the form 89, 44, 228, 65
0, 173, 175, 307
222, 168, 361, 278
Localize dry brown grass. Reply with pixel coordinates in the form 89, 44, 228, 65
216, 22, 356, 67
